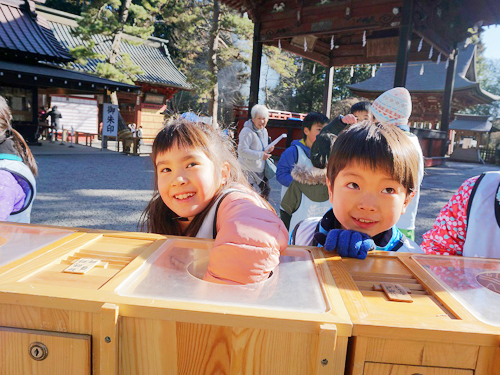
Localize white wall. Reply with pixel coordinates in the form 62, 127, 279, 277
51, 96, 98, 133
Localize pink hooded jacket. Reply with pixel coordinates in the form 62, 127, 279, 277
203, 189, 289, 285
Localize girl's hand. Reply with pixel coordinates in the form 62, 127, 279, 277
266, 145, 275, 153
263, 152, 272, 160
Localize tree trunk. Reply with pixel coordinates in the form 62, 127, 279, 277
207, 0, 220, 126
108, 0, 133, 106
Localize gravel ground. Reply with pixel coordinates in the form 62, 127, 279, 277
30, 140, 500, 243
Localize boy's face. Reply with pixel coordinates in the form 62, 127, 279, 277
352, 110, 369, 122
326, 161, 413, 237
304, 122, 326, 147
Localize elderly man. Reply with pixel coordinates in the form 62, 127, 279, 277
237, 104, 274, 199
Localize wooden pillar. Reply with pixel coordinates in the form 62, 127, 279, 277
248, 21, 263, 117
393, 0, 415, 87
440, 48, 458, 133
322, 66, 334, 118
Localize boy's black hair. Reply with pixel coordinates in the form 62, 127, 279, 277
311, 132, 338, 169
350, 101, 371, 114
302, 112, 329, 140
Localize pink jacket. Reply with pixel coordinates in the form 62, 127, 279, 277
203, 189, 289, 285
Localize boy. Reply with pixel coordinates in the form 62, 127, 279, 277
310, 101, 370, 168
291, 122, 422, 258
276, 112, 329, 198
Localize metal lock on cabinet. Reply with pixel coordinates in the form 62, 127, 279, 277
29, 342, 48, 361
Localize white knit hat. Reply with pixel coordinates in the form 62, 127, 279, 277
371, 87, 412, 127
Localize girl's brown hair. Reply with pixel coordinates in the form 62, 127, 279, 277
140, 119, 268, 236
326, 121, 419, 194
0, 96, 38, 176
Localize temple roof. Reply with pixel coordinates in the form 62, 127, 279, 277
220, 0, 500, 67
0, 0, 72, 63
450, 114, 493, 132
36, 5, 191, 90
348, 44, 499, 105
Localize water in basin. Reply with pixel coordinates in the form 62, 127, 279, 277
115, 239, 328, 313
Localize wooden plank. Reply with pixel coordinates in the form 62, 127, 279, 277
0, 326, 91, 375
475, 345, 500, 375
100, 303, 119, 375
364, 362, 473, 374
120, 317, 177, 375
315, 324, 338, 375
365, 337, 479, 369
380, 283, 413, 303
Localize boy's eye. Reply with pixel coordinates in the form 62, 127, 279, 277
187, 162, 198, 168
382, 187, 396, 194
160, 167, 171, 173
347, 182, 359, 189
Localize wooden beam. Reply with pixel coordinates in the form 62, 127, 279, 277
441, 48, 459, 134
322, 66, 334, 118
249, 21, 263, 114
280, 41, 330, 66
393, 0, 414, 87
259, 1, 401, 41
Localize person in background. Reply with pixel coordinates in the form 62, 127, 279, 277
291, 122, 421, 258
280, 132, 337, 231
276, 112, 329, 199
369, 88, 424, 241
46, 105, 62, 141
140, 119, 288, 285
320, 101, 371, 136
237, 104, 274, 200
0, 96, 38, 223
310, 102, 370, 166
421, 172, 500, 258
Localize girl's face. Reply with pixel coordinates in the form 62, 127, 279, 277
327, 161, 413, 237
155, 144, 229, 228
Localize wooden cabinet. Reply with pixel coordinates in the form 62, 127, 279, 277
1, 224, 500, 375
0, 326, 91, 375
327, 252, 500, 375
0, 227, 352, 375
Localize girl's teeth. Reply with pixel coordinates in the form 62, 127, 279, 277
176, 193, 194, 199
358, 218, 374, 223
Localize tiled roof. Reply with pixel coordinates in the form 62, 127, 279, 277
450, 114, 493, 132
0, 0, 72, 63
348, 44, 499, 104
37, 5, 191, 90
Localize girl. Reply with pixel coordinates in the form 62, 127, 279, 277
0, 96, 38, 223
291, 122, 422, 257
141, 119, 288, 285
422, 172, 500, 258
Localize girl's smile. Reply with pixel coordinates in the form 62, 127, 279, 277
155, 144, 228, 228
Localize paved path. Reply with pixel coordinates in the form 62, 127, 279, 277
30, 140, 500, 243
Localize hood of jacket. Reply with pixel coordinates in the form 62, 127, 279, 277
291, 164, 327, 186
244, 119, 259, 131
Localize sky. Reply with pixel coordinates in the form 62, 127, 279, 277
482, 26, 500, 60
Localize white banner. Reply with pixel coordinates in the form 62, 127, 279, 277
102, 103, 118, 137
